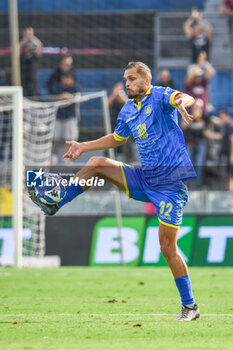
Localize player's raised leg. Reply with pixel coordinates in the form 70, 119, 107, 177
159, 222, 200, 321
58, 156, 126, 208
76, 156, 125, 191
29, 156, 126, 215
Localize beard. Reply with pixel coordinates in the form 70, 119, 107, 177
126, 85, 145, 99
127, 91, 138, 99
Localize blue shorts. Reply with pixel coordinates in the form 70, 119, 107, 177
120, 163, 188, 228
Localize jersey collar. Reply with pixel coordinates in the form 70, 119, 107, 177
132, 85, 153, 110
144, 84, 153, 96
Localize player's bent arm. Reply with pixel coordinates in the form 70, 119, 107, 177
64, 134, 126, 160
173, 93, 195, 125
81, 134, 126, 152
174, 93, 195, 108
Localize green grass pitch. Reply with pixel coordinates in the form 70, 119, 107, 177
0, 267, 232, 350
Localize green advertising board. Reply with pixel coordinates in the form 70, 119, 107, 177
0, 217, 33, 262
90, 216, 197, 267
191, 216, 233, 266
89, 215, 233, 267
90, 215, 233, 266
90, 216, 146, 266
141, 216, 196, 266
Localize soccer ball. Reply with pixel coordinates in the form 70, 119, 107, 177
35, 173, 66, 205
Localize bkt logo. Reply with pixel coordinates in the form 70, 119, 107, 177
26, 169, 45, 187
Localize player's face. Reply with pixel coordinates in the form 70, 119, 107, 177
124, 67, 150, 100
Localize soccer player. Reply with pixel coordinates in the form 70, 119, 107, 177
29, 61, 200, 321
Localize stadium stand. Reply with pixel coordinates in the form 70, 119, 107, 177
0, 0, 232, 115
0, 0, 208, 13
0, 0, 232, 162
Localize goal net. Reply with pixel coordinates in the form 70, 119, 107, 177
0, 88, 112, 267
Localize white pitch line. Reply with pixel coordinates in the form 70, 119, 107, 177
0, 313, 233, 317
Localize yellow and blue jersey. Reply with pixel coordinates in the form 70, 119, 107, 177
113, 85, 196, 185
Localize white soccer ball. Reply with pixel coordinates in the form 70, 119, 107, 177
35, 173, 66, 205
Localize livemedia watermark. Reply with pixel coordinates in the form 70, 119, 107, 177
26, 169, 105, 188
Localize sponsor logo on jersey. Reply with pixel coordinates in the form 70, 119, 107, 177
137, 123, 148, 139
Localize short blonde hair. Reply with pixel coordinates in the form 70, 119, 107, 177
125, 61, 152, 79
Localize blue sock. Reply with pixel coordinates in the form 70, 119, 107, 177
175, 274, 195, 306
58, 183, 83, 208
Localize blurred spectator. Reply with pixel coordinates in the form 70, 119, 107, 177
108, 82, 134, 163
184, 51, 215, 114
205, 109, 233, 189
47, 55, 76, 94
20, 27, 43, 96
108, 82, 128, 129
182, 99, 209, 188
219, 0, 233, 46
183, 7, 213, 63
0, 68, 12, 86
51, 73, 80, 165
156, 68, 176, 89
144, 202, 157, 214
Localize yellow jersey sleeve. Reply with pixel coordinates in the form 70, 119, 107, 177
113, 131, 129, 142
169, 91, 182, 108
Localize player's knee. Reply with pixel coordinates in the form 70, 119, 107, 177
87, 156, 108, 171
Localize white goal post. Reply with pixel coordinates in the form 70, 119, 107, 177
0, 86, 23, 267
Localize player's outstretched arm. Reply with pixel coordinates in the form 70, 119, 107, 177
174, 93, 195, 125
63, 134, 126, 160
